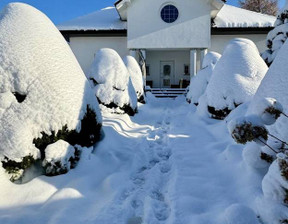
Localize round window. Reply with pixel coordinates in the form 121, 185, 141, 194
160, 5, 179, 23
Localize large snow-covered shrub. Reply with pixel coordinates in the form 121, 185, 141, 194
205, 38, 268, 120
88, 48, 138, 116
124, 56, 146, 104
247, 37, 288, 142
262, 2, 288, 66
0, 3, 102, 181
186, 52, 221, 105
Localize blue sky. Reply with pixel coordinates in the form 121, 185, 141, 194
0, 0, 285, 24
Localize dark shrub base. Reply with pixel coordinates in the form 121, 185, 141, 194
97, 98, 137, 116
208, 106, 232, 120
33, 105, 102, 159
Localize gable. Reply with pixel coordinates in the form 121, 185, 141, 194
126, 0, 214, 49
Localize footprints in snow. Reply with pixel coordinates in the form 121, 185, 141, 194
123, 109, 173, 223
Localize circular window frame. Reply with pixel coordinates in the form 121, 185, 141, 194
160, 4, 179, 24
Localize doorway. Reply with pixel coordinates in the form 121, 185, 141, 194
160, 61, 174, 88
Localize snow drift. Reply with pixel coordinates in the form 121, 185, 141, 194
186, 52, 221, 105
88, 48, 138, 115
0, 3, 102, 181
124, 55, 145, 104
205, 38, 268, 119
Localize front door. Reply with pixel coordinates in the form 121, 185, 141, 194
160, 61, 174, 88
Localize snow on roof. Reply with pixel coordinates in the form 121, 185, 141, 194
58, 4, 276, 31
214, 4, 276, 28
57, 7, 126, 31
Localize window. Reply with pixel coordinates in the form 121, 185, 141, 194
160, 5, 179, 23
184, 64, 189, 75
146, 65, 150, 76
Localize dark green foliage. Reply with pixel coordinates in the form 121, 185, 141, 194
265, 106, 282, 120
208, 106, 232, 120
97, 97, 137, 116
2, 155, 35, 181
138, 94, 146, 104
12, 92, 26, 103
231, 122, 268, 144
279, 158, 288, 181
261, 152, 274, 164
44, 147, 81, 176
33, 106, 102, 159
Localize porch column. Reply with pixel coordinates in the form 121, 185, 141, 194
200, 48, 208, 69
190, 49, 197, 77
138, 49, 147, 88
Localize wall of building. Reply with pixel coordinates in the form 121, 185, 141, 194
210, 34, 267, 54
127, 0, 211, 49
69, 36, 129, 74
146, 50, 196, 88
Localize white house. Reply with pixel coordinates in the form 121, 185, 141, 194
58, 0, 275, 88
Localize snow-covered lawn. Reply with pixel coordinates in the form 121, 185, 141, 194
0, 95, 266, 224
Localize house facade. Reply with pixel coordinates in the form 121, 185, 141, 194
58, 0, 275, 88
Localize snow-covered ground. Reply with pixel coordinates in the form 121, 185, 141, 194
0, 95, 268, 224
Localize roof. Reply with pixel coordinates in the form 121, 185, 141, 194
57, 4, 275, 32
57, 7, 126, 31
214, 4, 276, 28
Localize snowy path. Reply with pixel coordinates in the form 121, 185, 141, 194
0, 96, 264, 224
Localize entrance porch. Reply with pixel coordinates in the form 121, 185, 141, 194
131, 49, 207, 89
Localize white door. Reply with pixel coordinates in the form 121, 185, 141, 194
160, 61, 174, 88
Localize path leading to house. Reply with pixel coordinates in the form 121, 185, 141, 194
0, 96, 264, 224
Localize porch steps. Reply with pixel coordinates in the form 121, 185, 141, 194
149, 88, 187, 98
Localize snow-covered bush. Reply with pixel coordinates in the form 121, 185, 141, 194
0, 3, 102, 181
224, 204, 260, 224
88, 48, 138, 116
205, 38, 268, 120
124, 56, 146, 104
262, 153, 288, 206
262, 2, 288, 66
43, 140, 80, 176
228, 116, 268, 145
186, 52, 221, 105
247, 34, 288, 142
242, 142, 270, 169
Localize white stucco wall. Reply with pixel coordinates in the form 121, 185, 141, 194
210, 34, 267, 54
69, 36, 129, 74
127, 0, 211, 49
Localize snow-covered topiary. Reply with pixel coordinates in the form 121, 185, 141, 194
0, 3, 102, 181
247, 35, 288, 142
88, 48, 138, 116
228, 116, 268, 145
250, 97, 283, 125
262, 1, 288, 66
262, 153, 288, 206
43, 140, 80, 176
242, 142, 270, 169
205, 38, 268, 120
186, 52, 221, 105
123, 55, 146, 104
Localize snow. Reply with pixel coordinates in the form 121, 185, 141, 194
0, 3, 101, 162
186, 52, 221, 104
123, 56, 145, 103
214, 4, 276, 28
57, 7, 126, 31
247, 36, 288, 141
88, 48, 137, 113
43, 140, 75, 169
242, 142, 269, 169
0, 95, 278, 223
205, 38, 268, 111
224, 204, 260, 224
262, 153, 288, 205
